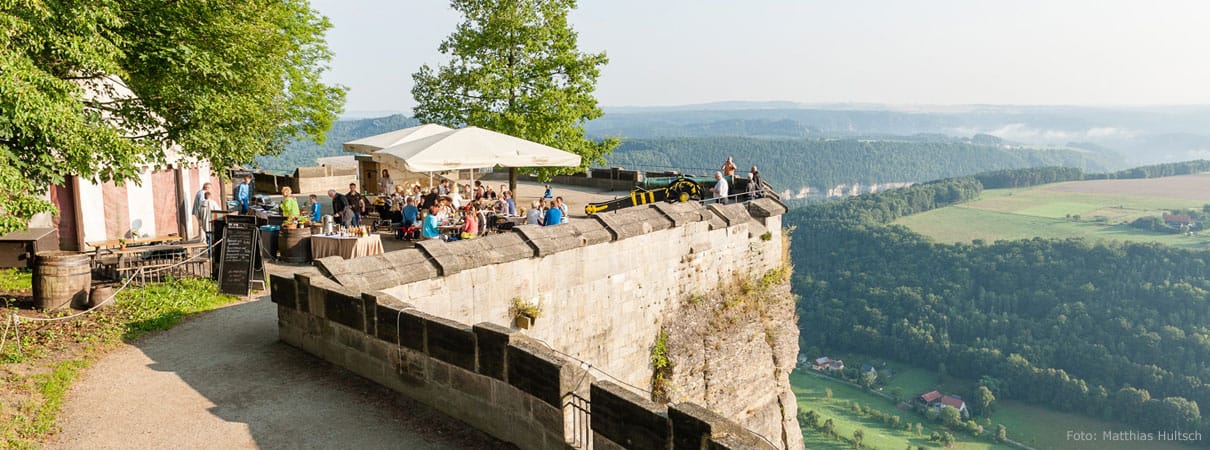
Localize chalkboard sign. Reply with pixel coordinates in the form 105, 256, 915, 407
218, 215, 257, 296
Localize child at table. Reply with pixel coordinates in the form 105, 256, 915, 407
460, 206, 479, 240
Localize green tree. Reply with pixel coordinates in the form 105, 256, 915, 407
411, 0, 617, 193
915, 422, 924, 435
996, 424, 1008, 442
825, 387, 833, 400
0, 0, 345, 233
940, 431, 956, 447
822, 418, 836, 437
852, 429, 864, 448
939, 406, 963, 428
975, 385, 996, 417
861, 369, 878, 388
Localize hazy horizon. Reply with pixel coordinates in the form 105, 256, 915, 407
311, 0, 1210, 113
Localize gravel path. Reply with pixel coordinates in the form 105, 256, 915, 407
50, 296, 507, 449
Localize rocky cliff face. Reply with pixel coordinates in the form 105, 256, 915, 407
658, 266, 802, 450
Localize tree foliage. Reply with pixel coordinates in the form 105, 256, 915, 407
411, 0, 616, 190
0, 0, 345, 233
786, 170, 1210, 436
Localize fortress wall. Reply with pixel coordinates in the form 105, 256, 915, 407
374, 204, 782, 390
276, 198, 794, 449
271, 269, 777, 449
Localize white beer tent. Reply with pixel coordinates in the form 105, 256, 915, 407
343, 125, 581, 191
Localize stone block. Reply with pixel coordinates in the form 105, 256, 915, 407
507, 339, 568, 408
744, 197, 787, 219
513, 222, 608, 257
592, 432, 628, 450
531, 401, 564, 434
426, 316, 477, 371
590, 381, 669, 450
415, 239, 467, 276
706, 203, 753, 227
473, 322, 514, 381
670, 403, 755, 450
317, 249, 441, 291
596, 206, 674, 241
269, 274, 297, 309
652, 201, 712, 227
360, 292, 381, 337
323, 289, 365, 332
294, 273, 313, 314
450, 368, 492, 401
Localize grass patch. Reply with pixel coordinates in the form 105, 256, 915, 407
792, 371, 1010, 449
897, 185, 1210, 250
1, 276, 237, 447
0, 269, 32, 293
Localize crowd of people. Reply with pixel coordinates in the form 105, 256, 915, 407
208, 161, 764, 247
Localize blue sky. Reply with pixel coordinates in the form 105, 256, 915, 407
310, 0, 1210, 114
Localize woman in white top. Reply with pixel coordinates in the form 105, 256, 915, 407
449, 185, 464, 209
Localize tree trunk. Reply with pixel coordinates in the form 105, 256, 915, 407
509, 167, 518, 195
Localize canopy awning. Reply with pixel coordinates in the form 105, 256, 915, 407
369, 126, 581, 172
341, 123, 453, 154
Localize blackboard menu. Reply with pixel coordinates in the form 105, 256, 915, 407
219, 215, 257, 296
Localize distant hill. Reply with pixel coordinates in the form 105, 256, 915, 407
254, 115, 418, 173
606, 137, 1122, 195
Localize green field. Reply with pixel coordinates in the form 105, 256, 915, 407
896, 184, 1210, 250
793, 352, 1202, 450
792, 370, 1011, 450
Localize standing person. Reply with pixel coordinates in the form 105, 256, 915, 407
526, 200, 543, 225
309, 194, 323, 222
236, 175, 252, 214
438, 180, 450, 196
748, 166, 764, 199
199, 191, 220, 256
543, 199, 563, 226
721, 156, 737, 177
279, 186, 300, 219
377, 169, 394, 195
192, 182, 212, 237
421, 187, 439, 210
328, 189, 352, 226
711, 171, 729, 204
450, 185, 465, 209
346, 183, 365, 227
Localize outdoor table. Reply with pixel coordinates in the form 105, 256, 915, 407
437, 224, 463, 238
310, 234, 384, 259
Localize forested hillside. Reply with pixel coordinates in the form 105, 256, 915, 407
608, 137, 1119, 192
254, 115, 419, 173
786, 173, 1210, 439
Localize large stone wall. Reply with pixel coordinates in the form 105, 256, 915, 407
279, 198, 799, 449
271, 270, 779, 449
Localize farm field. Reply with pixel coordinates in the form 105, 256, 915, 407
896, 174, 1210, 249
793, 353, 1201, 450
791, 370, 1011, 450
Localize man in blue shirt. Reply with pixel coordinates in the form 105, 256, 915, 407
236, 175, 252, 214
309, 194, 323, 222
421, 205, 443, 239
399, 197, 420, 239
543, 200, 563, 226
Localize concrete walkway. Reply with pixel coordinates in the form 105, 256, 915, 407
50, 296, 506, 449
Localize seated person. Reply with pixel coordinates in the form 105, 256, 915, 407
543, 199, 563, 226
526, 200, 543, 225
461, 206, 479, 240
421, 205, 443, 240
398, 197, 420, 239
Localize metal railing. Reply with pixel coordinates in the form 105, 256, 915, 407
563, 392, 592, 448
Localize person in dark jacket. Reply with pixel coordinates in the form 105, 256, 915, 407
328, 189, 352, 226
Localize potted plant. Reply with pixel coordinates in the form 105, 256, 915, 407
118, 238, 127, 250
509, 298, 542, 329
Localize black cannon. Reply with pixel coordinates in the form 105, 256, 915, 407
584, 176, 705, 215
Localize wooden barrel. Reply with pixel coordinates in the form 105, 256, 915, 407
32, 251, 92, 311
278, 227, 312, 264
89, 284, 116, 309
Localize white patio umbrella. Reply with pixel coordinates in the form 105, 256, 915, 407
341, 123, 452, 154
370, 126, 581, 173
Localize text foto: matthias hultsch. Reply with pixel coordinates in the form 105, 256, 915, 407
1066, 430, 1203, 441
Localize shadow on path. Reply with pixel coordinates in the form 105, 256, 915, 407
51, 296, 507, 449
